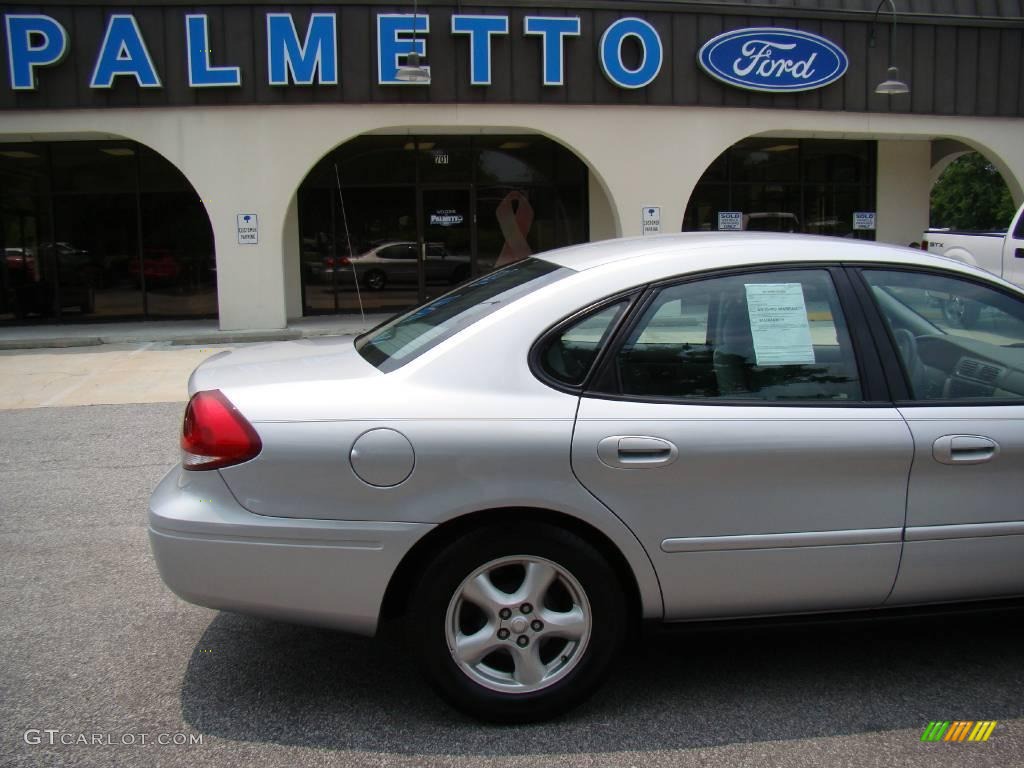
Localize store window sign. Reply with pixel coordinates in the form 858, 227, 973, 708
853, 212, 876, 230
430, 210, 464, 227
718, 212, 743, 231
698, 28, 848, 93
3, 11, 665, 92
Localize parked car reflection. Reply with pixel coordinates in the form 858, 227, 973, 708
5, 242, 96, 317
311, 241, 470, 291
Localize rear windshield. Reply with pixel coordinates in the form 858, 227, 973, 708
356, 258, 569, 372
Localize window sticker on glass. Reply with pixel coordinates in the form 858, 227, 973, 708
744, 283, 816, 365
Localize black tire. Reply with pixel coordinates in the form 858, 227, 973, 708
364, 269, 386, 291
406, 522, 626, 723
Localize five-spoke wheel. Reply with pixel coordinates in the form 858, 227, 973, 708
446, 555, 592, 693
407, 523, 626, 722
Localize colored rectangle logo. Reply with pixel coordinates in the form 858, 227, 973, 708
921, 721, 996, 742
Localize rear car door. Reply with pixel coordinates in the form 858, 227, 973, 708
854, 268, 1024, 604
570, 266, 914, 620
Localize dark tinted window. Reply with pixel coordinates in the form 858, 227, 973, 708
539, 300, 629, 386
357, 258, 568, 372
379, 244, 415, 260
605, 270, 861, 402
863, 270, 1024, 401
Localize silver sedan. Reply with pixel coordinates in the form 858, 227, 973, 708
149, 233, 1024, 722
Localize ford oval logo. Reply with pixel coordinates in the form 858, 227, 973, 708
698, 28, 848, 93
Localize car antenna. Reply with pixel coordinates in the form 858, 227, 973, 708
334, 162, 365, 323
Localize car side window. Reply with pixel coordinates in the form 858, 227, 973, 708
862, 270, 1024, 401
539, 300, 630, 387
604, 269, 862, 401
380, 245, 415, 260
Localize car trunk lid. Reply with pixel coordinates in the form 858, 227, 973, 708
188, 335, 381, 395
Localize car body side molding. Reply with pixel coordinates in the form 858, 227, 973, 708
661, 527, 902, 553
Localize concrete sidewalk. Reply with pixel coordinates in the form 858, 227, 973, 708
0, 313, 390, 350
0, 314, 390, 410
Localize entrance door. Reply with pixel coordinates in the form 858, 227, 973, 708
419, 187, 473, 302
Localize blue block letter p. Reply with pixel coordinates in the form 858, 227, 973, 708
6, 15, 68, 90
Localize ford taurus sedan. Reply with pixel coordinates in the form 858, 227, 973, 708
149, 233, 1024, 722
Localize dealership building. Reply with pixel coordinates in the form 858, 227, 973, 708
1, 0, 1022, 330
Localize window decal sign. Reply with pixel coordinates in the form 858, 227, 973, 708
698, 28, 848, 93
494, 191, 534, 267
744, 283, 815, 365
429, 209, 463, 227
853, 211, 876, 230
718, 211, 743, 231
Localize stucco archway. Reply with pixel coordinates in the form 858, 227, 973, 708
0, 131, 215, 323
281, 128, 616, 319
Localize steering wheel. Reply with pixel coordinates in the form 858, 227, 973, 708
892, 328, 923, 394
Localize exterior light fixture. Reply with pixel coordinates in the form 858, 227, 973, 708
395, 0, 431, 83
869, 0, 909, 95
875, 66, 909, 95
395, 51, 431, 83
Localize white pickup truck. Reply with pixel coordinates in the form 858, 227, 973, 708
923, 203, 1024, 287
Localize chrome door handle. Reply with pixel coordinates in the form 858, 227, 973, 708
932, 435, 999, 465
597, 436, 678, 468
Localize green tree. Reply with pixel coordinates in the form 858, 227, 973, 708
930, 152, 1016, 231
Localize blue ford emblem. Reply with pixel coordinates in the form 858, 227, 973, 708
698, 27, 848, 93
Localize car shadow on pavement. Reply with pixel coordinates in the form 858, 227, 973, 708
180, 605, 1024, 755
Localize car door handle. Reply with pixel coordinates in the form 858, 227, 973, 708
932, 435, 1000, 465
597, 436, 678, 468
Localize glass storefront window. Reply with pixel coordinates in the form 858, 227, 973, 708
298, 135, 588, 316
51, 142, 138, 195
418, 139, 473, 183
683, 139, 876, 241
730, 139, 799, 183
802, 140, 870, 183
0, 141, 214, 324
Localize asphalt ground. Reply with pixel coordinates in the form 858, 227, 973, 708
1, 381, 1023, 766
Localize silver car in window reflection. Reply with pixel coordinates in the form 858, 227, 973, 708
310, 240, 471, 290
149, 233, 1024, 722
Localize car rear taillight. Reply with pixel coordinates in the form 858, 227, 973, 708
181, 390, 262, 470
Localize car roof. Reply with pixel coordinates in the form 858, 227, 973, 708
538, 231, 1009, 287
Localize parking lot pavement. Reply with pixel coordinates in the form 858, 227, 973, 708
1, 401, 1022, 768
0, 342, 230, 409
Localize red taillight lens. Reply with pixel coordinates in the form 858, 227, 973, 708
181, 390, 262, 471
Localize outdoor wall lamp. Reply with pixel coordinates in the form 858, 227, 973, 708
395, 0, 432, 82
870, 0, 910, 95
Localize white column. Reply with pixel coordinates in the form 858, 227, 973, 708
283, 193, 302, 320
876, 140, 932, 247
205, 198, 288, 331
587, 169, 619, 240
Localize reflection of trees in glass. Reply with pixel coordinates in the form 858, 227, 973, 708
931, 152, 1015, 231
